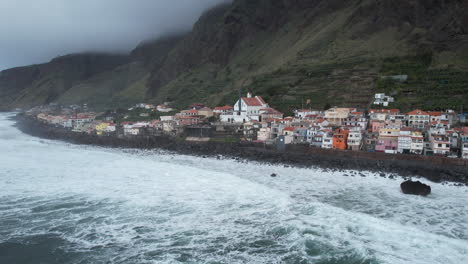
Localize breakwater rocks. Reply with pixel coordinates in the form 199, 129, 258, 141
401, 180, 432, 196
14, 114, 468, 184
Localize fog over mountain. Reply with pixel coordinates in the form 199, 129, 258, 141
0, 0, 230, 70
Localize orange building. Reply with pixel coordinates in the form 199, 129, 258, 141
333, 128, 349, 150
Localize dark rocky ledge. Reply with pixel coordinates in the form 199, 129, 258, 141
14, 114, 468, 184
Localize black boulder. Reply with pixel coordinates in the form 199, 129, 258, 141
400, 180, 431, 196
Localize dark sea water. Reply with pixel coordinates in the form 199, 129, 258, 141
0, 113, 467, 264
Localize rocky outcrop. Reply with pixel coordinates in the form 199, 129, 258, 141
401, 180, 432, 196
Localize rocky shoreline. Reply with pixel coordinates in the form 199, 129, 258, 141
14, 114, 468, 184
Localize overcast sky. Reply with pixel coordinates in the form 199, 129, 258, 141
0, 0, 230, 70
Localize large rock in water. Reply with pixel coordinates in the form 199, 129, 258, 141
400, 180, 431, 196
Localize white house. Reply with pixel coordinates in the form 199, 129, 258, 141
397, 128, 412, 154
373, 93, 395, 107
410, 131, 424, 155
157, 104, 174, 113
431, 135, 450, 156
220, 93, 269, 123
347, 129, 363, 151
461, 133, 468, 159
407, 109, 430, 129
322, 132, 334, 149
294, 109, 322, 119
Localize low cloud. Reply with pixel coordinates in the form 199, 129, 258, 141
0, 0, 230, 70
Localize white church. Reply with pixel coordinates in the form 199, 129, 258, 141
220, 93, 269, 123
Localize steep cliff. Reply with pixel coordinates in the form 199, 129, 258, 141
1, 0, 467, 111
146, 0, 468, 112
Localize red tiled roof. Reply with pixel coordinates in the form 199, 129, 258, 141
284, 127, 294, 132
406, 109, 429, 115
242, 96, 266, 107
214, 105, 233, 111
256, 96, 266, 105
428, 111, 442, 116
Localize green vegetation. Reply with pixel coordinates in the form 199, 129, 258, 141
376, 54, 468, 111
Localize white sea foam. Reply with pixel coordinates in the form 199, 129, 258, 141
0, 113, 467, 264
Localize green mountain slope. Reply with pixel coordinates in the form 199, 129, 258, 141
0, 54, 129, 110
1, 0, 467, 112
146, 0, 468, 113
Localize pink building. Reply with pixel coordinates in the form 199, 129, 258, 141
371, 121, 386, 133
375, 137, 398, 154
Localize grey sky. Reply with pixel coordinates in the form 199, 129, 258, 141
0, 0, 230, 70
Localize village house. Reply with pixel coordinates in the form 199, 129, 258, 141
333, 128, 349, 150
66, 113, 96, 129
306, 126, 320, 142
321, 131, 334, 149
270, 121, 286, 140
397, 128, 413, 154
310, 130, 325, 148
123, 122, 149, 136
431, 134, 451, 156
347, 128, 363, 151
407, 109, 430, 129
312, 118, 330, 128
176, 115, 204, 127
344, 112, 368, 130
179, 109, 199, 116
324, 107, 354, 126
95, 122, 116, 136
243, 121, 261, 141
257, 126, 272, 142
198, 107, 214, 118
461, 131, 468, 159
429, 111, 442, 123
387, 113, 406, 128
375, 136, 398, 154
213, 105, 234, 115
410, 131, 424, 155
375, 126, 400, 154
134, 103, 155, 110
371, 120, 386, 133
220, 93, 269, 123
149, 120, 163, 133
441, 110, 458, 126
294, 109, 322, 119
373, 93, 395, 107
260, 108, 283, 121
282, 127, 295, 144
293, 127, 309, 144
379, 127, 400, 138
156, 104, 174, 113
369, 109, 400, 121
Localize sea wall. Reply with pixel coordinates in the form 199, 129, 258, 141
14, 114, 468, 184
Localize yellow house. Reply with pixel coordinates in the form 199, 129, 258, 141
378, 127, 400, 138
95, 122, 115, 135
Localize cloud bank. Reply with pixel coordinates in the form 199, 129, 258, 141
0, 0, 230, 70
